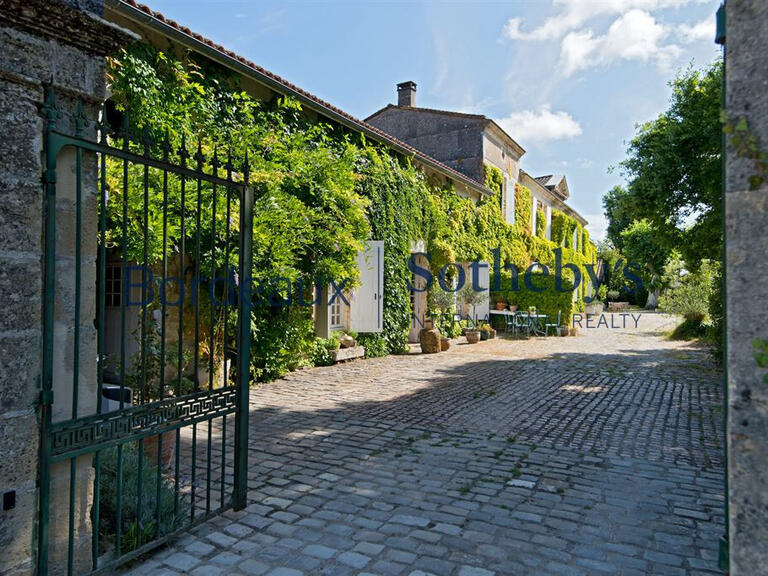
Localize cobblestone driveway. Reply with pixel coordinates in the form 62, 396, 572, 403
128, 313, 725, 576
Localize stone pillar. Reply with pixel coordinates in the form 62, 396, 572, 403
725, 1, 768, 573
0, 1, 134, 574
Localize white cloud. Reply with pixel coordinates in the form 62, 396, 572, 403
496, 106, 582, 144
504, 0, 707, 41
678, 17, 714, 43
560, 10, 681, 76
584, 213, 608, 241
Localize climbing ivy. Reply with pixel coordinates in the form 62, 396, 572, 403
106, 42, 597, 380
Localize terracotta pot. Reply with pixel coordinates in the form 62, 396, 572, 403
508, 305, 518, 312
495, 302, 507, 311
569, 326, 579, 337
440, 337, 450, 351
489, 329, 496, 339
144, 430, 177, 470
423, 318, 434, 330
465, 330, 480, 344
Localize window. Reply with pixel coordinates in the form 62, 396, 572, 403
105, 264, 122, 307
330, 298, 343, 329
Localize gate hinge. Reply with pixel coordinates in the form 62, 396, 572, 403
43, 169, 56, 184
39, 389, 54, 406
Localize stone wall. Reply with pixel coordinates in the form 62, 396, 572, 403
725, 0, 768, 573
366, 107, 486, 183
0, 1, 133, 573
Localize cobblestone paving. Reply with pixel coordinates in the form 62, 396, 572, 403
126, 313, 725, 575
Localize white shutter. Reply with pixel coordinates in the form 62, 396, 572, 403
504, 176, 516, 224
349, 240, 384, 332
471, 262, 490, 323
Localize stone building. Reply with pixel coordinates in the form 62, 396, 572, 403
365, 81, 588, 234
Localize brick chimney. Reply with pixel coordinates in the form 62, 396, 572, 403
397, 81, 417, 107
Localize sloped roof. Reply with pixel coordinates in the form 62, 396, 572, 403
106, 0, 494, 197
366, 103, 526, 157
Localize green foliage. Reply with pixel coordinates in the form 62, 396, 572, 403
659, 256, 716, 320
491, 271, 575, 326
536, 206, 546, 238
725, 117, 768, 190
107, 41, 598, 381
483, 163, 503, 196
753, 339, 768, 386
356, 333, 389, 358
309, 336, 338, 366
514, 184, 532, 234
617, 60, 723, 264
549, 210, 569, 246
620, 219, 670, 304
96, 443, 188, 554
670, 316, 707, 340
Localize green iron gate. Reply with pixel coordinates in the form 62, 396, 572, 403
37, 89, 253, 574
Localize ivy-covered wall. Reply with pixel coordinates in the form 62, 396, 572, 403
107, 44, 597, 382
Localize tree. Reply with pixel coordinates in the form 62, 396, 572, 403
602, 186, 635, 252
620, 220, 671, 309
618, 61, 722, 265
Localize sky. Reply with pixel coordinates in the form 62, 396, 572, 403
142, 0, 723, 240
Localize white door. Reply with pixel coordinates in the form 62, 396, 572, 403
349, 241, 384, 333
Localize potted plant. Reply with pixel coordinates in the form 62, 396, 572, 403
479, 322, 493, 341
507, 295, 518, 312
465, 328, 480, 344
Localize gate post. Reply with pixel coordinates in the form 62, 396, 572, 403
0, 1, 133, 574
724, 0, 768, 573
233, 184, 254, 511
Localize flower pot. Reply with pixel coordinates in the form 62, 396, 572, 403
569, 326, 579, 337
480, 330, 490, 341
144, 430, 177, 470
495, 302, 507, 311
423, 318, 434, 330
465, 330, 480, 344
489, 328, 496, 339
440, 337, 450, 351
508, 305, 518, 312
558, 326, 569, 337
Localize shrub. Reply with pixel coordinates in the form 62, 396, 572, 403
96, 442, 188, 554
357, 333, 389, 358
658, 259, 716, 321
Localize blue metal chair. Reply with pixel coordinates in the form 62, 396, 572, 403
504, 312, 516, 333
514, 311, 531, 337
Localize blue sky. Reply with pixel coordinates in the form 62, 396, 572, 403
145, 0, 722, 239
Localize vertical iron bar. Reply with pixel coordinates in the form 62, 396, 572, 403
207, 151, 218, 514
191, 143, 203, 521
136, 132, 150, 549
221, 153, 232, 508
116, 115, 130, 557
175, 135, 187, 519
233, 160, 253, 510
156, 132, 170, 538
67, 103, 84, 576
93, 109, 108, 572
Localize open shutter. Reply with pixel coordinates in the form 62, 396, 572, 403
349, 241, 384, 332
504, 176, 515, 224
471, 262, 490, 323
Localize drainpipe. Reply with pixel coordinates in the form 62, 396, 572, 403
714, 2, 728, 573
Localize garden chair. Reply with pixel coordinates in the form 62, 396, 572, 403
545, 310, 562, 336
514, 312, 531, 337
504, 312, 516, 333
